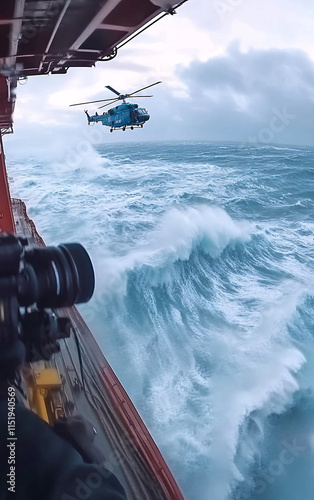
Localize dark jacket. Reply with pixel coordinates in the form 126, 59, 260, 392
0, 400, 127, 500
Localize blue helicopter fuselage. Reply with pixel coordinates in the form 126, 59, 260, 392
85, 102, 150, 131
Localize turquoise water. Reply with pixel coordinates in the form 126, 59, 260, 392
7, 142, 314, 500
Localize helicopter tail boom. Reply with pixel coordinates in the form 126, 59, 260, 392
84, 110, 103, 124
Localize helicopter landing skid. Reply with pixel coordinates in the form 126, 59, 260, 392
110, 124, 144, 133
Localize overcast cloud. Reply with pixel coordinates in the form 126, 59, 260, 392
5, 0, 314, 153
161, 44, 314, 144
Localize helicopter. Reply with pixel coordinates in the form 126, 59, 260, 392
69, 81, 161, 132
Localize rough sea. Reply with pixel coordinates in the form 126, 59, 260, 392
6, 141, 314, 500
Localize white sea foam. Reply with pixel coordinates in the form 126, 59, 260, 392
146, 287, 306, 500
6, 142, 314, 500
94, 205, 252, 295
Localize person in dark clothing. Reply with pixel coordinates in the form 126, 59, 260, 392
0, 398, 127, 500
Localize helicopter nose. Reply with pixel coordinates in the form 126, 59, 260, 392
142, 113, 150, 122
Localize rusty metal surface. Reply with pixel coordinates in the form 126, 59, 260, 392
0, 0, 182, 76
11, 198, 45, 245
0, 134, 15, 233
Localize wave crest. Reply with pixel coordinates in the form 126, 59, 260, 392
96, 205, 252, 293
148, 205, 252, 263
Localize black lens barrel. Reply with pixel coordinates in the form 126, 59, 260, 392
23, 243, 95, 308
59, 243, 95, 304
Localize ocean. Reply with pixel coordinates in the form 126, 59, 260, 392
6, 141, 314, 500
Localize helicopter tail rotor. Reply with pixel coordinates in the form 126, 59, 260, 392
84, 110, 92, 125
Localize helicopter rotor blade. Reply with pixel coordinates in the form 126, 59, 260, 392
128, 81, 162, 96
105, 85, 121, 96
127, 95, 154, 98
69, 97, 120, 107
97, 99, 120, 109
70, 82, 161, 107
97, 95, 153, 109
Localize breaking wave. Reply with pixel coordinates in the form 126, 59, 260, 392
7, 141, 314, 500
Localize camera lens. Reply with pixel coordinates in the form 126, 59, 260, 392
24, 243, 95, 308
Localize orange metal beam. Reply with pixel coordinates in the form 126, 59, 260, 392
0, 134, 15, 233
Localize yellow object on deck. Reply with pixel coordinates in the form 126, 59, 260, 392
34, 388, 49, 423
34, 368, 62, 389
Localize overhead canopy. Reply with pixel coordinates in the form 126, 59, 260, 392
0, 0, 186, 131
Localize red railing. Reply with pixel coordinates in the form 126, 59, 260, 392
0, 134, 15, 233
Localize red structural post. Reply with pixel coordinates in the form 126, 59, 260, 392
0, 134, 15, 233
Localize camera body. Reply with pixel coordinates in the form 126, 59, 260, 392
0, 234, 95, 379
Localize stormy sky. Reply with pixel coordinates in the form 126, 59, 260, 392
5, 0, 314, 151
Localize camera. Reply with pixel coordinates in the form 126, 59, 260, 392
0, 234, 95, 379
